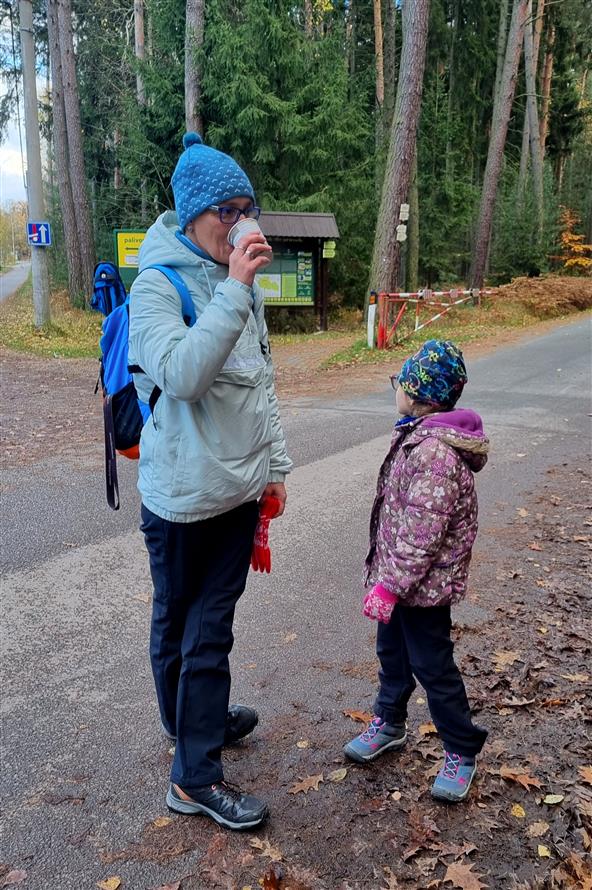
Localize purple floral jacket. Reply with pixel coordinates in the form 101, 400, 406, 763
365, 408, 489, 607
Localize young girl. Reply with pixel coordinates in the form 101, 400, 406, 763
344, 339, 489, 803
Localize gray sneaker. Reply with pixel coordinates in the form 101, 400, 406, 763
343, 715, 407, 763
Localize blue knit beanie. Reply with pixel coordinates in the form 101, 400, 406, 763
398, 339, 468, 409
171, 132, 255, 231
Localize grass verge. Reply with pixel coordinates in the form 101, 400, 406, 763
0, 278, 102, 358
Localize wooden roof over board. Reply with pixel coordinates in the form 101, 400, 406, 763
259, 211, 340, 240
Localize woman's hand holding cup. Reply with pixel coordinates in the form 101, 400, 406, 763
228, 219, 272, 288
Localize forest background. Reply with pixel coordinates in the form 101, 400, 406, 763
0, 0, 591, 313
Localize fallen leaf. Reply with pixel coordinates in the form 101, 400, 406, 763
152, 816, 173, 828
516, 453, 527, 458
561, 673, 589, 682
578, 766, 592, 786
382, 866, 401, 889
443, 861, 488, 889
0, 872, 27, 887
296, 740, 309, 749
419, 722, 437, 736
327, 768, 348, 783
543, 794, 564, 805
538, 845, 551, 858
493, 651, 521, 671
391, 790, 402, 801
517, 507, 529, 517
511, 803, 526, 818
529, 542, 543, 551
97, 880, 122, 890
573, 535, 590, 543
283, 633, 297, 643
527, 821, 550, 838
499, 766, 542, 790
250, 837, 283, 862
342, 709, 373, 723
260, 863, 282, 890
288, 774, 323, 794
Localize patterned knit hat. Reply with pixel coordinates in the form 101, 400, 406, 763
171, 132, 255, 231
398, 339, 468, 409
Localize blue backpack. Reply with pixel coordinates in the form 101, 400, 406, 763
94, 264, 197, 510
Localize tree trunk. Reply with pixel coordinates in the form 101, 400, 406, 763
57, 0, 96, 302
369, 0, 430, 295
523, 0, 544, 233
47, 0, 84, 302
445, 0, 459, 184
518, 0, 544, 196
134, 0, 145, 105
539, 24, 554, 159
185, 0, 205, 135
469, 0, 528, 289
304, 0, 313, 37
493, 0, 509, 115
383, 0, 397, 134
373, 0, 385, 194
406, 145, 419, 292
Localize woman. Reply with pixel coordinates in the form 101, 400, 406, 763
128, 132, 292, 830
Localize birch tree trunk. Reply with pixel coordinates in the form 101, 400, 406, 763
57, 0, 95, 302
47, 0, 84, 302
469, 0, 528, 289
369, 0, 429, 295
185, 0, 205, 135
373, 0, 385, 194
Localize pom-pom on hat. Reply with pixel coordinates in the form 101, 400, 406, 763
398, 339, 468, 409
171, 132, 255, 231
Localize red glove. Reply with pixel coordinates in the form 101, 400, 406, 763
363, 583, 398, 623
251, 495, 282, 573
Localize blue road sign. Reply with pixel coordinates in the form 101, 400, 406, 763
27, 221, 52, 247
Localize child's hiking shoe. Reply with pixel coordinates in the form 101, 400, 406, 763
431, 751, 476, 802
343, 715, 407, 763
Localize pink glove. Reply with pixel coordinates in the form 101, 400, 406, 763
363, 583, 398, 623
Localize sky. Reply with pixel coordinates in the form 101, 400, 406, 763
1, 114, 28, 207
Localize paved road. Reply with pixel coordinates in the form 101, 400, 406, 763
1, 315, 590, 888
0, 260, 30, 302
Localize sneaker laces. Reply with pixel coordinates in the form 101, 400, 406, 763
442, 751, 462, 779
360, 716, 384, 743
211, 781, 243, 801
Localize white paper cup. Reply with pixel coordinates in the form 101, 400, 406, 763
227, 217, 265, 248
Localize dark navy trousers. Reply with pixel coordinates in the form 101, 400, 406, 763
140, 501, 258, 791
374, 604, 488, 757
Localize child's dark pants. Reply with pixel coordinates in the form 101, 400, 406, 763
140, 501, 258, 793
375, 604, 487, 757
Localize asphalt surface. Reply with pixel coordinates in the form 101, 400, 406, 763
0, 261, 30, 302
1, 315, 590, 889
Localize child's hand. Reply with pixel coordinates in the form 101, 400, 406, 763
363, 583, 398, 623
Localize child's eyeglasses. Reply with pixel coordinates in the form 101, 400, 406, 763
206, 205, 261, 225
389, 374, 400, 390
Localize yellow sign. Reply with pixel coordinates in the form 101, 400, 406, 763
116, 231, 146, 268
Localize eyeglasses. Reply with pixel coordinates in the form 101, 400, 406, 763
206, 204, 261, 225
389, 374, 400, 390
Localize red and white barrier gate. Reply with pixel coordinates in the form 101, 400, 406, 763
373, 288, 491, 349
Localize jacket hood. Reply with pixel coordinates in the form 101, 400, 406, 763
405, 408, 489, 472
138, 211, 224, 282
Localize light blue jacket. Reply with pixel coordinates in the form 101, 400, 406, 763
128, 211, 292, 522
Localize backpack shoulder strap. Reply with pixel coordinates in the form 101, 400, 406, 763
142, 264, 197, 327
